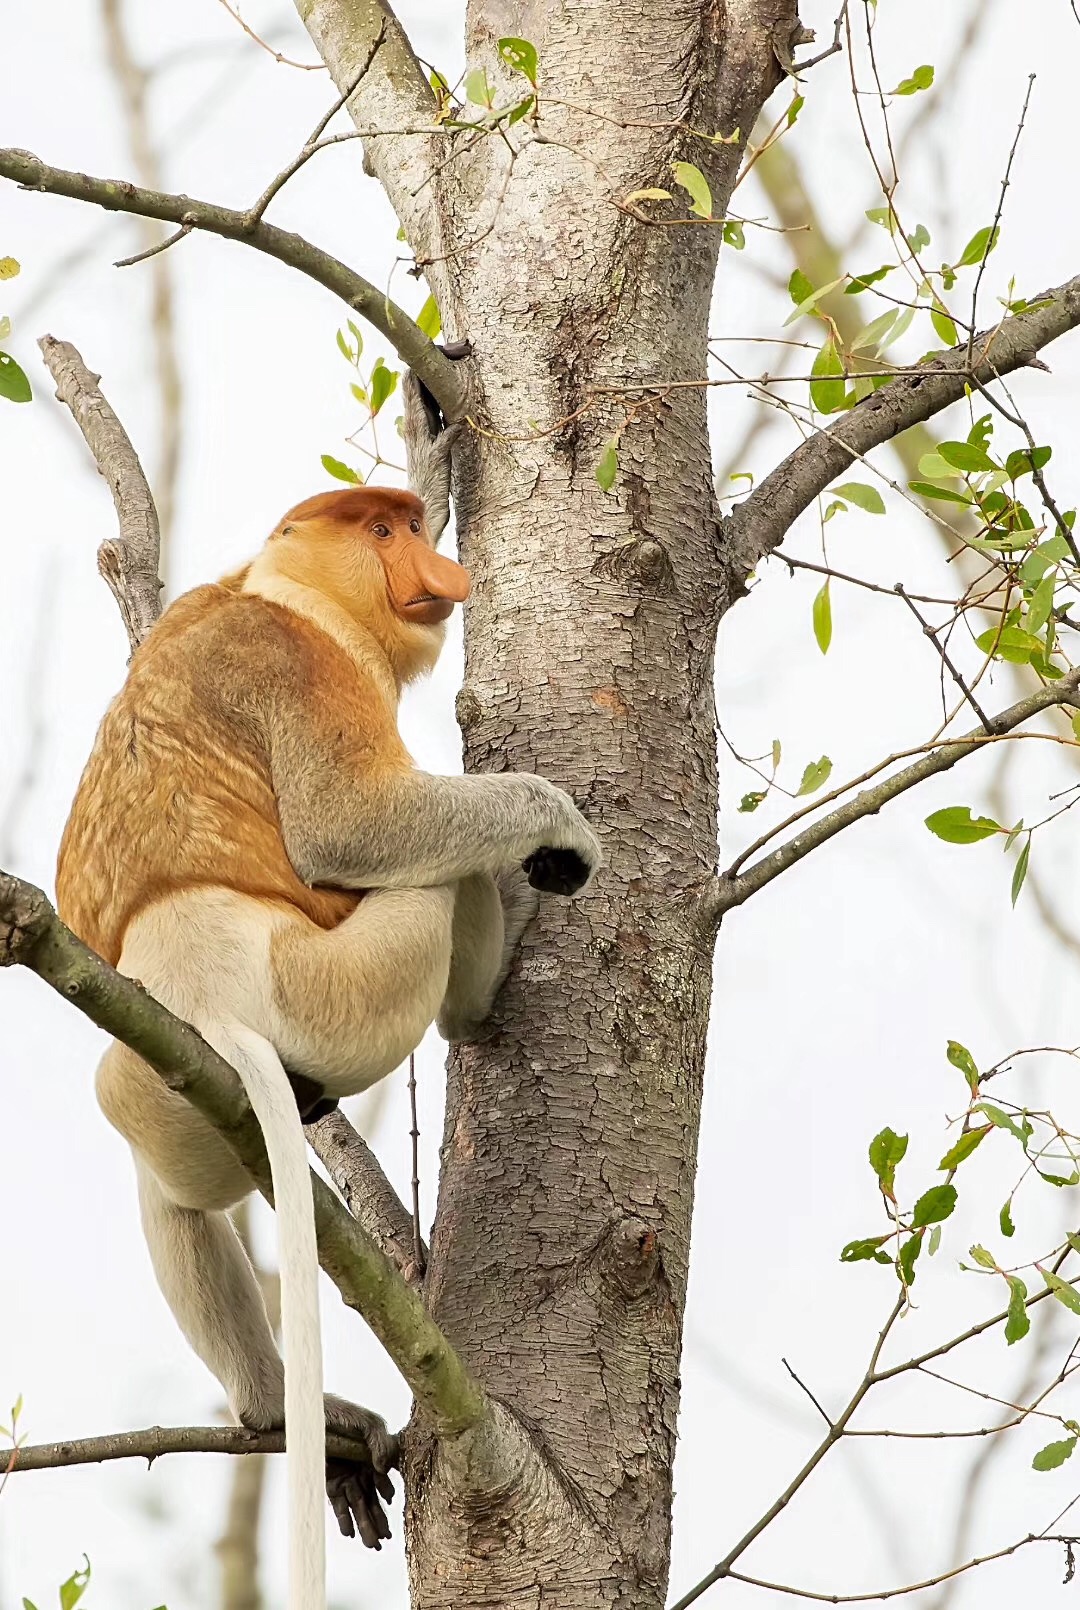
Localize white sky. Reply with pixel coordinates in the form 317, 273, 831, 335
3, 3, 1080, 1608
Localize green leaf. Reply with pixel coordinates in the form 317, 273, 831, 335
812, 581, 832, 654
977, 1102, 1033, 1145
788, 268, 814, 307
974, 624, 1043, 664
796, 755, 832, 796
415, 294, 441, 340
912, 1184, 957, 1227
908, 479, 972, 505
771, 739, 781, 770
1033, 1435, 1077, 1471
851, 309, 898, 351
1041, 1269, 1080, 1315
1026, 573, 1056, 636
1006, 445, 1052, 479
810, 336, 846, 414
22, 1599, 38, 1610
0, 351, 31, 403
840, 1234, 892, 1264
969, 1243, 997, 1270
783, 275, 846, 325
738, 790, 767, 813
1005, 1274, 1029, 1342
59, 1560, 91, 1610
957, 225, 1000, 268
672, 161, 713, 219
464, 67, 495, 106
845, 265, 893, 294
369, 358, 398, 415
1011, 838, 1031, 908
1000, 1199, 1016, 1238
505, 95, 535, 125
869, 1127, 908, 1196
947, 1039, 980, 1093
722, 220, 746, 250
937, 440, 996, 475
897, 1233, 922, 1287
336, 326, 358, 362
866, 206, 894, 231
832, 481, 885, 514
892, 63, 935, 96
925, 807, 1002, 844
786, 94, 804, 127
938, 1125, 991, 1171
929, 302, 958, 346
822, 499, 847, 522
320, 454, 361, 485
928, 1224, 942, 1255
497, 36, 538, 83
595, 440, 618, 492
906, 223, 931, 254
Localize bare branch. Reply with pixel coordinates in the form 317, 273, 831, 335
307, 1109, 425, 1285
2, 149, 465, 416
701, 669, 1080, 926
5, 1424, 375, 1474
293, 0, 446, 255
724, 273, 1080, 584
0, 871, 487, 1442
101, 0, 185, 567
37, 335, 162, 652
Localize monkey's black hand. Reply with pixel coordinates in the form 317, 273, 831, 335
523, 847, 593, 896
326, 1456, 396, 1550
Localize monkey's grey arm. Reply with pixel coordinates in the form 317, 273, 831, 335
275, 762, 601, 897
402, 369, 457, 541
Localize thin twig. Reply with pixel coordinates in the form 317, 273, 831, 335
780, 1359, 833, 1428
894, 583, 993, 732
242, 24, 388, 226
408, 1052, 425, 1278
966, 75, 1035, 365
215, 0, 323, 70
793, 1, 850, 72
114, 222, 192, 268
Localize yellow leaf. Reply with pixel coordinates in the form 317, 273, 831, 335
0, 257, 21, 280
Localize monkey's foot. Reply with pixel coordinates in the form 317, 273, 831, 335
324, 1395, 400, 1548
283, 1067, 340, 1124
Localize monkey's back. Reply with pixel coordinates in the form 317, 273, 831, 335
56, 584, 361, 966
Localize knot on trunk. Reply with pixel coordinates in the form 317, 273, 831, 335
601, 1216, 663, 1300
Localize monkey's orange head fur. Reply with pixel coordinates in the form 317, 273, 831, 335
266, 486, 470, 682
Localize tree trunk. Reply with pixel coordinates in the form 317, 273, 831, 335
401, 5, 796, 1603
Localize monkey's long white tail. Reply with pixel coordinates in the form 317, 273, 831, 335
221, 1023, 326, 1610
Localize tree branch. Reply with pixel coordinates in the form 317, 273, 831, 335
308, 1108, 426, 1285
0, 148, 465, 416
38, 335, 161, 653
724, 273, 1080, 584
0, 872, 486, 1442
4, 1424, 376, 1473
701, 669, 1080, 927
293, 0, 445, 256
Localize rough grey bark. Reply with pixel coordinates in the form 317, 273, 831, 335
338, 5, 799, 1606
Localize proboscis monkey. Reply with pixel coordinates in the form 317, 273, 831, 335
55, 374, 601, 1609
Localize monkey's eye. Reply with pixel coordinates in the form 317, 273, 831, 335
371, 523, 392, 540
409, 518, 421, 535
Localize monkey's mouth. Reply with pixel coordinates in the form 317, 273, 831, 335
401, 593, 456, 624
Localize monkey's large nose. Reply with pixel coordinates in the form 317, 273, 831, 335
389, 540, 470, 622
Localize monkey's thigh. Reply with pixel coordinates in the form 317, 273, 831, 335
269, 885, 456, 1096
96, 1040, 253, 1212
